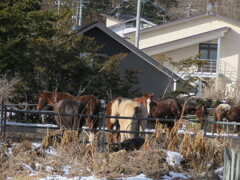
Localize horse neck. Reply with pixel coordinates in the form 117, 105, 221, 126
185, 106, 197, 111
134, 97, 144, 105
46, 92, 74, 107
43, 92, 57, 107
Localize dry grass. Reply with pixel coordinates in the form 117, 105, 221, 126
0, 122, 237, 180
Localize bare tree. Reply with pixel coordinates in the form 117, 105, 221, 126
0, 75, 21, 102
154, 53, 205, 98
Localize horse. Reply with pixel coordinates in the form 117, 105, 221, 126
37, 91, 101, 141
213, 104, 240, 133
54, 99, 85, 130
105, 92, 153, 143
110, 98, 148, 142
149, 97, 182, 129
133, 92, 154, 114
178, 100, 208, 129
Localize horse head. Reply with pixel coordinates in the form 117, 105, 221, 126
36, 91, 46, 111
195, 105, 208, 121
134, 92, 154, 115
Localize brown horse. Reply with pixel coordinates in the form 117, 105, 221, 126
105, 92, 154, 143
37, 91, 100, 141
54, 99, 85, 130
133, 92, 154, 114
214, 104, 240, 133
149, 97, 182, 129
179, 100, 208, 129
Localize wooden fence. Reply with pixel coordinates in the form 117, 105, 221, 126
224, 147, 240, 180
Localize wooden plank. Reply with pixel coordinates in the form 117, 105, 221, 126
231, 149, 235, 180
224, 147, 240, 180
224, 147, 231, 180
236, 150, 240, 180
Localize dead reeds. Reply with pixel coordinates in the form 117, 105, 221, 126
0, 119, 236, 179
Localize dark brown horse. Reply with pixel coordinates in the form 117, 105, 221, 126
178, 100, 208, 129
149, 97, 182, 129
54, 99, 85, 130
214, 104, 240, 133
37, 91, 101, 140
105, 92, 154, 144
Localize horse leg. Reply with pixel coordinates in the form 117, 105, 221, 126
140, 119, 147, 137
114, 121, 120, 143
119, 118, 128, 142
106, 117, 114, 143
86, 117, 95, 142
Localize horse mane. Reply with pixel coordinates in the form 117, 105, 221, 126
160, 97, 179, 101
41, 90, 75, 99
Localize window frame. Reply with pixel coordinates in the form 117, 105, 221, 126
199, 43, 217, 60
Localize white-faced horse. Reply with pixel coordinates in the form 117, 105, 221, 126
110, 98, 148, 142
105, 93, 153, 144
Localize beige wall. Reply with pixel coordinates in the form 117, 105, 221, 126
127, 15, 240, 84
106, 18, 121, 27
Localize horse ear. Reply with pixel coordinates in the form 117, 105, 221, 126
150, 93, 154, 97
39, 91, 44, 96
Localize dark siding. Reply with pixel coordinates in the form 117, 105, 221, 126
121, 53, 174, 98
83, 26, 176, 98
84, 27, 130, 55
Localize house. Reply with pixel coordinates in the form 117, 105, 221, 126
77, 22, 182, 99
101, 13, 156, 37
123, 13, 240, 97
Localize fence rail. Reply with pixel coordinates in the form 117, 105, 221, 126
1, 103, 240, 142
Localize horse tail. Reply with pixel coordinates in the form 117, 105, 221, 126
110, 99, 121, 124
134, 104, 148, 137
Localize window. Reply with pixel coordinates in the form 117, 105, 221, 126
198, 43, 217, 73
199, 43, 217, 59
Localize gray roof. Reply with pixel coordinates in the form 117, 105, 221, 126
77, 21, 180, 80
124, 13, 240, 35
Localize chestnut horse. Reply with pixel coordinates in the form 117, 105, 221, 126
37, 91, 100, 141
105, 92, 154, 143
213, 104, 240, 133
110, 98, 148, 142
54, 99, 85, 130
149, 97, 182, 129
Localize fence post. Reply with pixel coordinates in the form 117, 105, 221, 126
224, 147, 240, 180
3, 103, 7, 137
0, 101, 3, 136
203, 118, 208, 137
101, 112, 106, 152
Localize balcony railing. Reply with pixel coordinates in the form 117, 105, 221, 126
197, 59, 217, 74
220, 61, 238, 81
177, 59, 237, 80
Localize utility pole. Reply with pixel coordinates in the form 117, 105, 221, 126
135, 0, 141, 48
75, 0, 90, 28
184, 2, 198, 17
186, 2, 192, 17
55, 0, 61, 14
